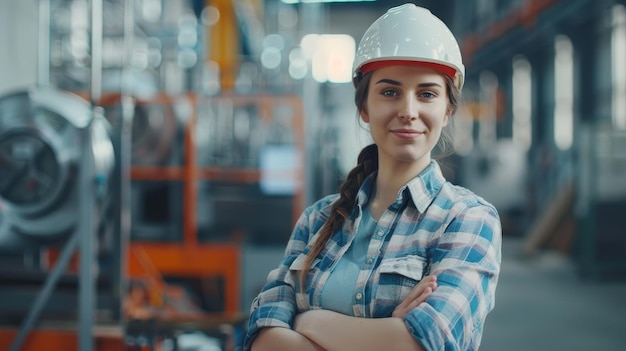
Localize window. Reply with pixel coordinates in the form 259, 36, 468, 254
554, 35, 573, 150
479, 71, 498, 148
612, 4, 626, 129
299, 34, 355, 83
512, 56, 532, 151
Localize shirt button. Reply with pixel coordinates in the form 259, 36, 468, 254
355, 293, 363, 300
377, 230, 384, 237
365, 257, 373, 264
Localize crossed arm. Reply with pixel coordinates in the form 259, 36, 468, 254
247, 200, 501, 351
250, 276, 436, 351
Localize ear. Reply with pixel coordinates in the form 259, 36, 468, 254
360, 110, 370, 123
442, 108, 452, 127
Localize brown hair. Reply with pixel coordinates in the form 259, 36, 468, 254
298, 70, 461, 290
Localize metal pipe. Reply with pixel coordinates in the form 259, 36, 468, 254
90, 0, 103, 104
9, 233, 79, 351
122, 0, 134, 96
301, 2, 323, 206
37, 0, 51, 86
78, 114, 97, 351
78, 0, 104, 347
116, 0, 136, 323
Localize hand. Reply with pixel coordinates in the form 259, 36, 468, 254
392, 275, 437, 319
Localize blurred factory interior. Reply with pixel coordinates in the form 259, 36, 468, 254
1, 0, 626, 350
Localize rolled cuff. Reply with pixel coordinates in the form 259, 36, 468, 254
243, 297, 296, 351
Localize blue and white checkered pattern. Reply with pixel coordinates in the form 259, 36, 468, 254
244, 160, 502, 351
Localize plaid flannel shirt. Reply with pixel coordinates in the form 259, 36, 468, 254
244, 160, 502, 351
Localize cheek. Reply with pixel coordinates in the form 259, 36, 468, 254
441, 113, 450, 127
425, 106, 450, 127
366, 104, 395, 123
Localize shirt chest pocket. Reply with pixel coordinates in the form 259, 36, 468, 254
373, 255, 429, 317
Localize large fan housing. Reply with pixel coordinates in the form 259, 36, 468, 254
0, 87, 114, 248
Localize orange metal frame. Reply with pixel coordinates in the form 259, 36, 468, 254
125, 92, 304, 316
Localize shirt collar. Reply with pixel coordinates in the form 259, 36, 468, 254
406, 160, 446, 213
355, 160, 446, 213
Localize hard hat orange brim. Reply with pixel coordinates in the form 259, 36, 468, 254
360, 60, 457, 80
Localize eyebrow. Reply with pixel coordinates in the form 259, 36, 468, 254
375, 78, 443, 88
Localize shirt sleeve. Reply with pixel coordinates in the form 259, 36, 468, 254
242, 205, 319, 351
405, 202, 502, 351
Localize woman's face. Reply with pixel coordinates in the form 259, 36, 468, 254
360, 65, 451, 170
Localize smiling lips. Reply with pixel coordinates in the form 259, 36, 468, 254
391, 128, 424, 139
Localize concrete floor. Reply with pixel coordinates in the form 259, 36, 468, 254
480, 238, 626, 351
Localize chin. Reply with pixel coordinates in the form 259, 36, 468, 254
394, 152, 424, 163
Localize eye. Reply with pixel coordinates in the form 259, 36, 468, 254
381, 88, 400, 97
418, 91, 437, 99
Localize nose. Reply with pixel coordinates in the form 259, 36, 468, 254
398, 94, 418, 121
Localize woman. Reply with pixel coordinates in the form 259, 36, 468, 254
245, 4, 501, 351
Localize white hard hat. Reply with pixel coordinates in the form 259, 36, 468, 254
352, 3, 465, 90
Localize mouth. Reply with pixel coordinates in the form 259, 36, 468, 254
391, 129, 424, 139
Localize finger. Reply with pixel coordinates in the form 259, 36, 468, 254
422, 281, 437, 294
398, 284, 436, 314
401, 276, 437, 305
395, 279, 435, 315
393, 297, 422, 319
419, 286, 433, 302
408, 287, 433, 310
394, 282, 436, 317
393, 286, 434, 318
398, 276, 437, 310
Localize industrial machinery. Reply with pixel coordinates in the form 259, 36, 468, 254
0, 0, 307, 350
0, 86, 126, 350
0, 88, 115, 249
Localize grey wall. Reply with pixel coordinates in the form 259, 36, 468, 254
240, 245, 285, 311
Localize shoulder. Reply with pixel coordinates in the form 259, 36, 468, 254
437, 182, 499, 215
296, 193, 340, 230
303, 193, 340, 216
433, 182, 501, 238
435, 183, 501, 244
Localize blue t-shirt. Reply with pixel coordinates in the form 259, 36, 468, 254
319, 206, 377, 315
